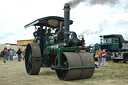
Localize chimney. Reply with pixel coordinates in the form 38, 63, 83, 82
63, 3, 70, 41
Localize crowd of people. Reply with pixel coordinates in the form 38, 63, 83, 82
95, 47, 107, 67
0, 47, 23, 63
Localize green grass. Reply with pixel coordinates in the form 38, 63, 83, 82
0, 57, 3, 61
0, 60, 128, 85
95, 61, 128, 79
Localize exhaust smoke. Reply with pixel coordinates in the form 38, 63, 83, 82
68, 0, 119, 8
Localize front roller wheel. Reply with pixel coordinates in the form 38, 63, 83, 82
55, 52, 95, 81
25, 43, 41, 75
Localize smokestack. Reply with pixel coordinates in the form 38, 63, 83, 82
64, 3, 70, 41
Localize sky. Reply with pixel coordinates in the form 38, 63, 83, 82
0, 0, 128, 45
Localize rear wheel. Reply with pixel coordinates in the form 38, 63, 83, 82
25, 43, 41, 75
123, 56, 128, 63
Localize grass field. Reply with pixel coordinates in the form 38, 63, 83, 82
0, 57, 128, 85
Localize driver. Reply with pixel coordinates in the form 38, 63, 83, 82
38, 25, 45, 37
37, 25, 46, 54
47, 28, 52, 36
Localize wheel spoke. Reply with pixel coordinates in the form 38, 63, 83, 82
29, 51, 33, 64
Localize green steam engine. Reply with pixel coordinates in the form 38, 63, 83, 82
24, 3, 96, 80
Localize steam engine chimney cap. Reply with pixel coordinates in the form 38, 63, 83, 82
64, 3, 70, 9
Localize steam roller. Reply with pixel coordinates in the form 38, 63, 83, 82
24, 3, 96, 81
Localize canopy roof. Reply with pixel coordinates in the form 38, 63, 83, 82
24, 16, 73, 28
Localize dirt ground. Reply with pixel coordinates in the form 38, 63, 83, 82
0, 58, 128, 85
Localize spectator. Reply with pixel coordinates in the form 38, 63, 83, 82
102, 49, 107, 67
0, 53, 1, 58
16, 49, 22, 62
9, 49, 15, 61
1, 47, 9, 63
9, 48, 11, 60
96, 47, 102, 67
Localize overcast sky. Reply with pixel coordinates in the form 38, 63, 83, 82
0, 0, 128, 45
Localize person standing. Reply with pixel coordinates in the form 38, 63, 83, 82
96, 47, 102, 67
9, 49, 15, 61
102, 49, 107, 67
16, 49, 22, 62
2, 47, 9, 63
9, 48, 11, 60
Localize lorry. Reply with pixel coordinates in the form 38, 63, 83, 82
92, 34, 128, 62
111, 44, 128, 63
